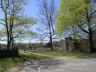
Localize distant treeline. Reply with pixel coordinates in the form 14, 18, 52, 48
0, 39, 64, 50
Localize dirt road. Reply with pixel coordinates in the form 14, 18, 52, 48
21, 51, 96, 72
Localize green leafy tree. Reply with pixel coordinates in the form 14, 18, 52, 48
55, 0, 96, 53
0, 0, 37, 50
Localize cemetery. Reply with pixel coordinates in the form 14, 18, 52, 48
0, 0, 96, 72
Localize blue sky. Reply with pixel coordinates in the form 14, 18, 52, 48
0, 0, 61, 44
24, 0, 61, 18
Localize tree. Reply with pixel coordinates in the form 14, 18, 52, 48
55, 0, 96, 53
37, 0, 57, 50
0, 0, 37, 50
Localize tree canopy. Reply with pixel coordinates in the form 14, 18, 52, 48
0, 0, 38, 49
55, 0, 96, 53
55, 0, 96, 36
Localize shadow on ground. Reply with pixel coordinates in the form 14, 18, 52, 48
25, 59, 64, 71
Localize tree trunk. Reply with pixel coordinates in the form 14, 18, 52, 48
12, 36, 14, 60
5, 12, 10, 50
50, 35, 53, 50
7, 32, 10, 50
89, 29, 94, 53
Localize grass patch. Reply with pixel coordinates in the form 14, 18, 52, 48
0, 57, 24, 72
21, 50, 96, 58
0, 51, 49, 72
77, 53, 96, 58
20, 52, 50, 60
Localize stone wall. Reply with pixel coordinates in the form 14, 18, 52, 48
63, 37, 96, 53
63, 37, 75, 51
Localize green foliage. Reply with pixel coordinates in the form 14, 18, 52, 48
55, 0, 96, 39
0, 0, 38, 42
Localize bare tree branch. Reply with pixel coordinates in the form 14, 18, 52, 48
36, 0, 57, 50
0, 22, 5, 25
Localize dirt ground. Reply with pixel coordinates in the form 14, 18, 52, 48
20, 52, 96, 72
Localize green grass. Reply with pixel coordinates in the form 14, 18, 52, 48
0, 51, 49, 72
20, 52, 50, 60
0, 57, 23, 72
21, 50, 96, 58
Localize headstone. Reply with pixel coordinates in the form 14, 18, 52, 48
44, 48, 46, 51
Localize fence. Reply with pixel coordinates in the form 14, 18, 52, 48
0, 50, 19, 58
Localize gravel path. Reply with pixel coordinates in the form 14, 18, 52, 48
21, 51, 96, 72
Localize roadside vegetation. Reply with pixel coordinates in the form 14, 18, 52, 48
20, 50, 96, 58
0, 51, 49, 72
